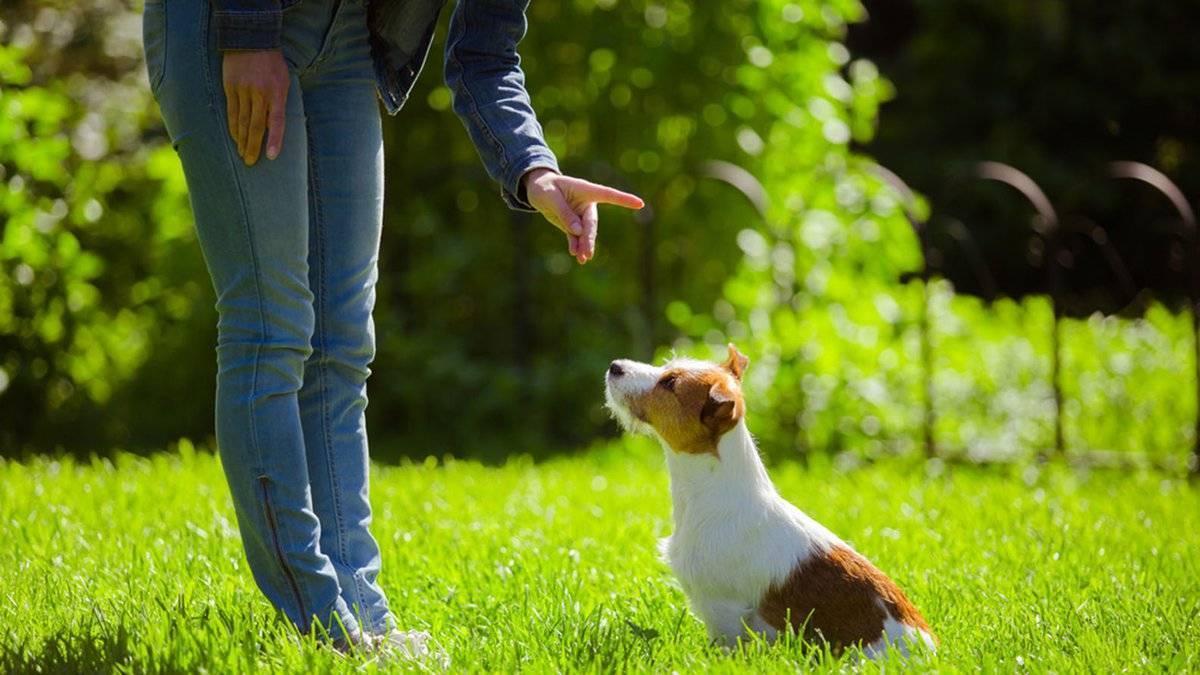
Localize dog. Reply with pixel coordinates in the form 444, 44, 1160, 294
604, 344, 936, 658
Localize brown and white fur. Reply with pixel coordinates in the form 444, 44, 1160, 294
604, 345, 935, 658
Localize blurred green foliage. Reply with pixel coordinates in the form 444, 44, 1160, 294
0, 0, 1194, 464
0, 6, 212, 453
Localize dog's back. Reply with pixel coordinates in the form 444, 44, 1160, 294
757, 542, 936, 656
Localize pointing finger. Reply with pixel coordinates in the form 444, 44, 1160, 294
575, 181, 644, 210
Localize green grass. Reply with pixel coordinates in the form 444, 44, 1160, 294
3, 439, 1198, 673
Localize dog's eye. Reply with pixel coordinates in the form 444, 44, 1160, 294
658, 374, 677, 391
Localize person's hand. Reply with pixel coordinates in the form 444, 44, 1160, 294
523, 168, 644, 264
222, 50, 290, 166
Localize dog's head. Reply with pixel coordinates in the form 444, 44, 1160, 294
604, 344, 749, 456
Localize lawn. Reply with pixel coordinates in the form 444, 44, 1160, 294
2, 439, 1198, 673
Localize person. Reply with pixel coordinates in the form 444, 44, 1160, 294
141, 0, 643, 654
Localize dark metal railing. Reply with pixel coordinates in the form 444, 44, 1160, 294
673, 158, 1199, 475
876, 160, 1199, 475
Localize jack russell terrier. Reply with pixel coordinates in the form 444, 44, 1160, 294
604, 345, 935, 658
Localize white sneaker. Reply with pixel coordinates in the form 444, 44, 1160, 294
366, 629, 450, 669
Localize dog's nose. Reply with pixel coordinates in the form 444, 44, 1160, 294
608, 361, 624, 377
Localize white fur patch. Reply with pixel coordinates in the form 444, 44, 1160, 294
661, 419, 842, 643
603, 358, 662, 434
864, 613, 937, 658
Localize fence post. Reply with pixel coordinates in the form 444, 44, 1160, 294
1192, 263, 1200, 476
869, 165, 936, 458
1107, 162, 1200, 475
975, 162, 1064, 459
1048, 228, 1066, 459
916, 227, 936, 456
917, 220, 937, 459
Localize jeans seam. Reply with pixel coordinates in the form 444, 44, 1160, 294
306, 121, 368, 620
259, 476, 311, 633
201, 3, 216, 105
226, 105, 299, 629
210, 69, 266, 477
203, 0, 309, 627
302, 0, 345, 76
144, 1, 167, 94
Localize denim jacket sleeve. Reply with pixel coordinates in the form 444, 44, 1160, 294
211, 0, 285, 51
443, 0, 559, 211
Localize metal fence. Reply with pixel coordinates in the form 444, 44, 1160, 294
871, 161, 1200, 476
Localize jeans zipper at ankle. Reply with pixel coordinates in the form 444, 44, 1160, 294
259, 476, 309, 632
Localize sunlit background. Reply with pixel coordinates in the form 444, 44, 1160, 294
2, 0, 1197, 472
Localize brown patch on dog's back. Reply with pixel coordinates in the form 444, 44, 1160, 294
634, 367, 744, 456
758, 546, 933, 652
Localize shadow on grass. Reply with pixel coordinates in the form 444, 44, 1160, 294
1, 625, 135, 675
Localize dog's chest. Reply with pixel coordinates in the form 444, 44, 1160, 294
664, 499, 820, 603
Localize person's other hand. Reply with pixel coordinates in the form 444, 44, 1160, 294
222, 50, 290, 166
524, 168, 644, 264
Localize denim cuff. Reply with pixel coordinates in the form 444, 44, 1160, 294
307, 594, 364, 647
502, 149, 561, 212
215, 10, 283, 51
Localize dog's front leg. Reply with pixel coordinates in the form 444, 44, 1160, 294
693, 598, 769, 648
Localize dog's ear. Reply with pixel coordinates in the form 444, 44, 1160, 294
723, 343, 749, 381
700, 382, 738, 435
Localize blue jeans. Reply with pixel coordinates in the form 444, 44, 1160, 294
144, 0, 388, 642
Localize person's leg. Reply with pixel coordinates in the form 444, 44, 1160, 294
146, 0, 361, 642
293, 0, 393, 634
